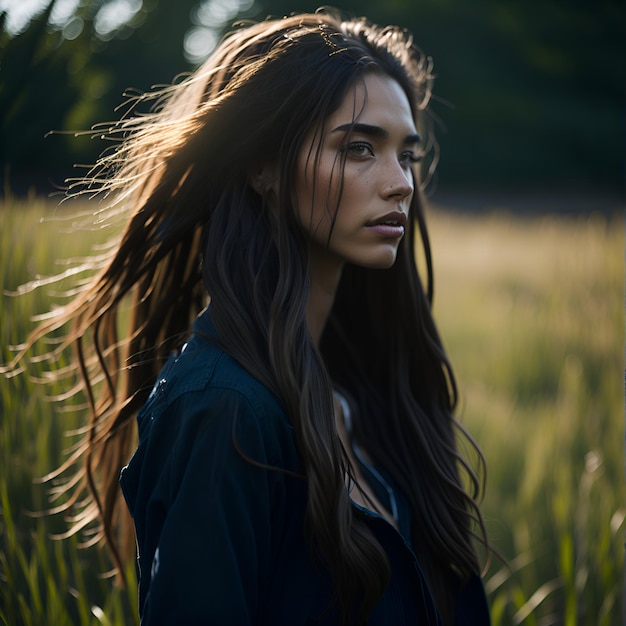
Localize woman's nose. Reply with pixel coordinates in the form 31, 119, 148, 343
380, 160, 414, 200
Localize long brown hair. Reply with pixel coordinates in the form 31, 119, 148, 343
8, 9, 488, 624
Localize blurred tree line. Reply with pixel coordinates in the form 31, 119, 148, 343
0, 0, 623, 197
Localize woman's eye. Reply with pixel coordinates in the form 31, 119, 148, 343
400, 150, 422, 165
345, 142, 373, 158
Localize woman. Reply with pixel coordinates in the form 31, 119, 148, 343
17, 9, 490, 625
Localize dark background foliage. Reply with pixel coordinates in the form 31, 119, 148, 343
0, 0, 623, 199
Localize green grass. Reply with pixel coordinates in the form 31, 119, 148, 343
1, 196, 623, 624
1, 195, 138, 626
430, 208, 624, 624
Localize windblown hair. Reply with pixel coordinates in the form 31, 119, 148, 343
10, 9, 488, 625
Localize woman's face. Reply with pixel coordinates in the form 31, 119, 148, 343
296, 72, 420, 272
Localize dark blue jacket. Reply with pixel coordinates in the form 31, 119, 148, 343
120, 309, 490, 625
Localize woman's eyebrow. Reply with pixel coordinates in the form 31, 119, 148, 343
332, 122, 421, 144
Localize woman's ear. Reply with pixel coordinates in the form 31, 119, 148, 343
248, 163, 279, 198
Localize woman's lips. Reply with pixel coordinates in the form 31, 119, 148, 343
365, 211, 407, 238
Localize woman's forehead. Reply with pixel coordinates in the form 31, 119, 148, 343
326, 74, 417, 139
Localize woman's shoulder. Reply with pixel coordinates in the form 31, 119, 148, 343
122, 311, 300, 515
142, 310, 284, 419
135, 310, 294, 467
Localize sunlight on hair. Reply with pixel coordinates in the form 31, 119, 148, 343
184, 0, 254, 64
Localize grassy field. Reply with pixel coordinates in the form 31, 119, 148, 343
1, 195, 623, 625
